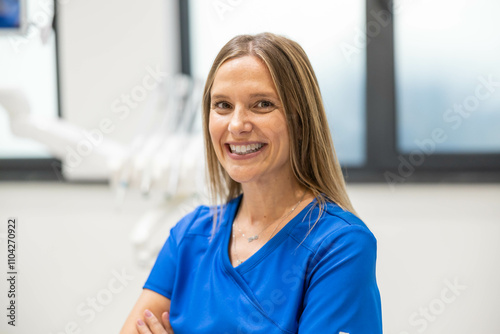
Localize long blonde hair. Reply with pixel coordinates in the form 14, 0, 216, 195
202, 32, 357, 231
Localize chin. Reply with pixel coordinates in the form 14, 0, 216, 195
227, 174, 254, 184
225, 169, 259, 184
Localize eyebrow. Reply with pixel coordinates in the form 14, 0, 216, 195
211, 92, 278, 100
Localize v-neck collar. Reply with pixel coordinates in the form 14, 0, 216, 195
220, 194, 317, 275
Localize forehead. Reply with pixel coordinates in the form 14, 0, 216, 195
211, 56, 278, 96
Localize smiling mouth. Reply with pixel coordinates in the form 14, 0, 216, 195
229, 143, 265, 155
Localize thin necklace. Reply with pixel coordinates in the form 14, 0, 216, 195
232, 190, 306, 265
235, 190, 306, 243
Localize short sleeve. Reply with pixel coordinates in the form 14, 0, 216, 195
142, 206, 204, 299
298, 225, 382, 334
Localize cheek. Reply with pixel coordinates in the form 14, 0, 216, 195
269, 117, 290, 151
208, 114, 224, 149
208, 113, 217, 139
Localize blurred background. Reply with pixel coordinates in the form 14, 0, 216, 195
0, 0, 499, 332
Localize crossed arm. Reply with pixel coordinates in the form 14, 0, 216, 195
120, 288, 174, 334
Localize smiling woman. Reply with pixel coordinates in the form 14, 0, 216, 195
120, 33, 382, 334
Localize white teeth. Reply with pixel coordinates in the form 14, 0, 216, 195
229, 143, 264, 155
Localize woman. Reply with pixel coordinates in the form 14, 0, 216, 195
121, 32, 382, 334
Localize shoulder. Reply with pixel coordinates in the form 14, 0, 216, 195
289, 200, 377, 255
169, 205, 212, 242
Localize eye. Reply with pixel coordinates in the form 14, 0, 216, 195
255, 100, 275, 109
213, 101, 232, 110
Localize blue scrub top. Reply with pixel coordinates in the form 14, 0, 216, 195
144, 195, 382, 333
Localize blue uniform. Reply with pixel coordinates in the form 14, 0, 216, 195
144, 195, 382, 333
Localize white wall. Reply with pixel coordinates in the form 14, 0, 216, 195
56, 0, 180, 179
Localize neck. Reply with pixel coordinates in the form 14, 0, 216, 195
237, 176, 310, 227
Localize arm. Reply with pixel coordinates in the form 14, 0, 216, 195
298, 225, 382, 333
120, 289, 171, 334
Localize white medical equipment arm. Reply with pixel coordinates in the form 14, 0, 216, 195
0, 87, 128, 170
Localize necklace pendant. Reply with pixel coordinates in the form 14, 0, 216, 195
236, 259, 242, 265
247, 235, 258, 242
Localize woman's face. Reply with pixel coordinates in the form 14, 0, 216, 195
209, 56, 293, 186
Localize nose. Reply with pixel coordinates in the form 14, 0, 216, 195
228, 105, 252, 135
